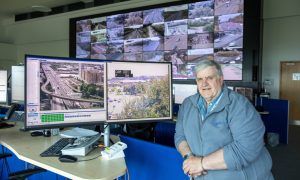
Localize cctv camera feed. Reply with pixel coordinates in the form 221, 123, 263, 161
107, 62, 172, 121
75, 0, 244, 80
26, 56, 106, 127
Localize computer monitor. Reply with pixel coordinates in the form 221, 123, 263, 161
173, 84, 197, 104
106, 61, 172, 122
11, 66, 25, 104
24, 55, 172, 131
0, 70, 8, 104
25, 55, 107, 130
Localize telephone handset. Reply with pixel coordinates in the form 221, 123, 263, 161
3, 103, 19, 121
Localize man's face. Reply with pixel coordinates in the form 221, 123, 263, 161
196, 66, 224, 103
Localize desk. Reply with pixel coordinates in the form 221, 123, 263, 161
0, 122, 127, 180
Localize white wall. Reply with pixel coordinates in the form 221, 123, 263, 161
0, 0, 178, 64
0, 43, 17, 71
262, 0, 300, 98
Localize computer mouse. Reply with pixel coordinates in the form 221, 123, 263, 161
58, 155, 78, 163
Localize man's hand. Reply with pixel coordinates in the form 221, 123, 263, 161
183, 156, 207, 177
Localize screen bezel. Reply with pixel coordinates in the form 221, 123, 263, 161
24, 54, 173, 130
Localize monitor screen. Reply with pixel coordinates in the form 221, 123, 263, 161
0, 70, 8, 103
173, 84, 198, 104
11, 66, 25, 104
70, 0, 244, 81
25, 55, 107, 129
107, 61, 172, 122
25, 55, 172, 130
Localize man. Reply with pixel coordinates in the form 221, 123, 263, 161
174, 60, 273, 179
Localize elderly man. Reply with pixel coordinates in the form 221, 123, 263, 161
174, 60, 274, 180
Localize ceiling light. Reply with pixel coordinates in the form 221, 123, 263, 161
31, 5, 52, 13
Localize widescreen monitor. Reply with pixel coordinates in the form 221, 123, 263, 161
11, 66, 25, 104
25, 55, 172, 130
173, 84, 198, 104
106, 61, 172, 122
0, 70, 8, 104
70, 0, 245, 81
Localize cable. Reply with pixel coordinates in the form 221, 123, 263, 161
77, 153, 102, 162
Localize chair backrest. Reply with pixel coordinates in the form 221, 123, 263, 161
120, 135, 188, 180
154, 122, 176, 147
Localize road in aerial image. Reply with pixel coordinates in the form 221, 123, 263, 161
91, 17, 106, 30
40, 62, 105, 111
107, 27, 124, 41
214, 48, 242, 64
124, 39, 143, 53
215, 0, 244, 16
188, 33, 213, 49
143, 37, 164, 51
221, 64, 242, 80
143, 23, 164, 38
143, 8, 164, 24
214, 31, 242, 48
107, 40, 124, 54
124, 25, 145, 39
106, 53, 124, 60
91, 29, 106, 43
124, 53, 143, 61
188, 17, 214, 34
188, 1, 214, 18
164, 34, 187, 50
91, 42, 107, 54
124, 11, 143, 27
164, 4, 188, 21
107, 14, 124, 29
76, 20, 92, 32
215, 13, 243, 32
143, 51, 164, 62
165, 20, 187, 36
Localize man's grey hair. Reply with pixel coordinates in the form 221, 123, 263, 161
194, 60, 223, 77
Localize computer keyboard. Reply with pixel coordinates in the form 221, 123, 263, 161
40, 138, 76, 157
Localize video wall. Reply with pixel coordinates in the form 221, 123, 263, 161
71, 0, 244, 81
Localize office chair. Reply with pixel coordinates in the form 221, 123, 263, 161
1, 147, 13, 178
0, 103, 20, 129
1, 147, 46, 180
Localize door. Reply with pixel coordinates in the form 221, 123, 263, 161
280, 61, 300, 123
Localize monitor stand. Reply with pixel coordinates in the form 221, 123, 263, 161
59, 127, 99, 138
103, 123, 110, 147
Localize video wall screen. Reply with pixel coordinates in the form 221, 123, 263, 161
71, 0, 244, 80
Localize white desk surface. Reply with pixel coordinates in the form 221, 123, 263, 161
0, 122, 127, 180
